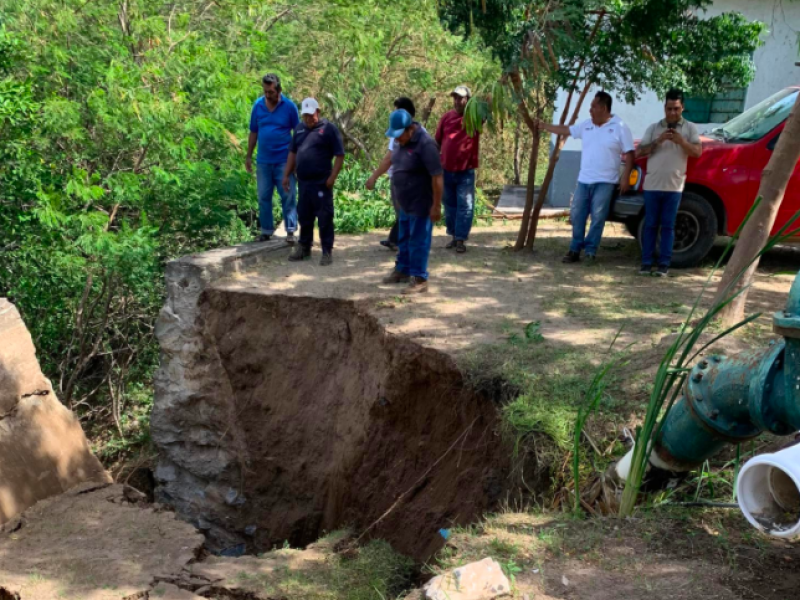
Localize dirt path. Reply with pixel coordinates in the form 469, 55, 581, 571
217, 222, 796, 355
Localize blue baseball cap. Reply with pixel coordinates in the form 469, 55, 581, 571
386, 109, 412, 138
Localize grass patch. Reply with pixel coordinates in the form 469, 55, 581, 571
229, 538, 415, 600
458, 331, 629, 498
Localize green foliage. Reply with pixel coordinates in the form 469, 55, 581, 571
0, 0, 499, 459
441, 1, 766, 122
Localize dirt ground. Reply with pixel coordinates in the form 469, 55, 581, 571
217, 221, 796, 354
3, 223, 797, 600
426, 509, 800, 600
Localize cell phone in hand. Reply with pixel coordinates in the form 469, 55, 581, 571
667, 122, 678, 130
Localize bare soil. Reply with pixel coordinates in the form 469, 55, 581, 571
199, 289, 515, 561
430, 510, 800, 600
217, 222, 796, 354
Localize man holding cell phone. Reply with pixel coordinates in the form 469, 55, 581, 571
636, 89, 703, 276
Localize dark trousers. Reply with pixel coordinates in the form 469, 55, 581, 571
388, 210, 399, 244
387, 183, 399, 244
298, 179, 334, 252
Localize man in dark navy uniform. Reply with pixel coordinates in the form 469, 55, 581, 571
283, 98, 345, 266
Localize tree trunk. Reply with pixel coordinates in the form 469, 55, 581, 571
525, 135, 567, 249
513, 117, 522, 185
513, 129, 542, 249
420, 96, 437, 128
713, 92, 800, 325
524, 81, 593, 250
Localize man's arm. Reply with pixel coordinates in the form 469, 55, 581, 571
536, 119, 572, 137
619, 151, 634, 194
366, 151, 392, 190
246, 132, 258, 173
327, 155, 345, 189
671, 130, 703, 158
282, 152, 297, 191
431, 173, 444, 222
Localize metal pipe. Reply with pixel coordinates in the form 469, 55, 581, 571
615, 270, 800, 486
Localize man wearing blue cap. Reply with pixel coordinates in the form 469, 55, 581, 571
382, 109, 443, 294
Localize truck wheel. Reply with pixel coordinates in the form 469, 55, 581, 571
636, 192, 718, 269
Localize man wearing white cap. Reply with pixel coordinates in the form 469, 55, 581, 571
283, 98, 345, 266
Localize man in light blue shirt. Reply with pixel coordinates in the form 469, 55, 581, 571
246, 73, 300, 243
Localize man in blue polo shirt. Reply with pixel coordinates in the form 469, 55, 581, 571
283, 98, 345, 266
382, 109, 443, 294
245, 73, 300, 243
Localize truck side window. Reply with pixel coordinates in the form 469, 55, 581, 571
767, 134, 780, 151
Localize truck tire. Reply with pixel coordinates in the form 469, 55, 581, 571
636, 192, 718, 269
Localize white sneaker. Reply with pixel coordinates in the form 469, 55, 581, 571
285, 233, 297, 246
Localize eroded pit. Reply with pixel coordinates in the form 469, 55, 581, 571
153, 252, 537, 560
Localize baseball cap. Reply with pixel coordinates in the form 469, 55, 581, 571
386, 109, 412, 138
451, 85, 472, 98
301, 98, 320, 115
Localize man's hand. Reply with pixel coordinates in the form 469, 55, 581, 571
245, 156, 253, 174
619, 180, 631, 195
365, 176, 377, 191
326, 174, 336, 189
282, 175, 290, 192
430, 204, 442, 222
670, 129, 685, 145
657, 130, 674, 144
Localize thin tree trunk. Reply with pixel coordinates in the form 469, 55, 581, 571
420, 96, 437, 128
513, 122, 542, 249
513, 117, 522, 185
525, 80, 593, 250
712, 92, 800, 325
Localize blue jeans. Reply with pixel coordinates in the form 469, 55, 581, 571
443, 169, 475, 241
396, 209, 433, 280
642, 191, 683, 267
569, 182, 616, 256
256, 162, 297, 235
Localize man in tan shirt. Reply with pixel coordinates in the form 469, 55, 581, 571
636, 89, 702, 276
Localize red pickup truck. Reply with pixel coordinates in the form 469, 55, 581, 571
610, 86, 800, 268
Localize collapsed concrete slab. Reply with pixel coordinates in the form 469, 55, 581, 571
0, 483, 204, 600
0, 299, 110, 525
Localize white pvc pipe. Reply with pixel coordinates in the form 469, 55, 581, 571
737, 442, 800, 540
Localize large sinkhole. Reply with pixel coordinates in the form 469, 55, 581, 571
154, 288, 532, 561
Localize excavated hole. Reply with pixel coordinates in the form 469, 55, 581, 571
192, 289, 544, 561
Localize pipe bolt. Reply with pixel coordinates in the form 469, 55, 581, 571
710, 409, 720, 420
700, 360, 709, 369
712, 355, 722, 363
693, 373, 703, 383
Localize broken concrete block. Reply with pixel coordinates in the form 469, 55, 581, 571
424, 557, 511, 600
0, 298, 110, 524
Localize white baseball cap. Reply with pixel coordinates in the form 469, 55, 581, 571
301, 97, 320, 115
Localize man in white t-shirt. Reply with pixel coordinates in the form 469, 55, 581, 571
366, 97, 420, 251
538, 91, 635, 263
